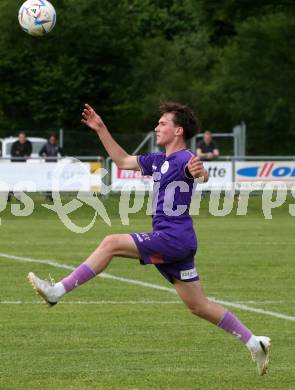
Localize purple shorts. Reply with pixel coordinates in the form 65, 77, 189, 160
130, 231, 199, 284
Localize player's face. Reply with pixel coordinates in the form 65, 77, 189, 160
154, 113, 182, 146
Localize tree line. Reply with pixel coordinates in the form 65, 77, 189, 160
0, 0, 294, 155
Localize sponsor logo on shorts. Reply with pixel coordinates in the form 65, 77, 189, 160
180, 268, 198, 280
135, 232, 151, 242
141, 233, 151, 241
135, 233, 143, 242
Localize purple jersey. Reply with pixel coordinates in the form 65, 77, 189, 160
137, 149, 197, 250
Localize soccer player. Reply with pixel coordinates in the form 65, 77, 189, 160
28, 102, 271, 375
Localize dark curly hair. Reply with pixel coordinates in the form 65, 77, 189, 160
159, 101, 200, 140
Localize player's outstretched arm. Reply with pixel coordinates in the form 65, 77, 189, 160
187, 156, 209, 182
81, 104, 139, 170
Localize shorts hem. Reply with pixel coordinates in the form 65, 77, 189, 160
172, 276, 200, 284
130, 233, 150, 264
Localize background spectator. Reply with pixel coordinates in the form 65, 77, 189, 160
39, 134, 64, 162
196, 131, 220, 161
11, 131, 32, 162
39, 134, 64, 202
8, 131, 32, 201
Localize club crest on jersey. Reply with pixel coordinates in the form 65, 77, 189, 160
161, 161, 169, 174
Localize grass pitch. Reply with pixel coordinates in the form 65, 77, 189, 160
0, 194, 295, 389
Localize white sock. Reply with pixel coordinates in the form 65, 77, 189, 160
246, 335, 260, 353
53, 282, 66, 298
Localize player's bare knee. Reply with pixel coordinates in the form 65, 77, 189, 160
188, 301, 209, 318
100, 235, 117, 255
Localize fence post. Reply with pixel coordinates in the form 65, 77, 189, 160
241, 121, 246, 157
59, 128, 64, 148
233, 125, 240, 157
190, 135, 197, 153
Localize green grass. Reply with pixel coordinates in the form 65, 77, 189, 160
0, 195, 295, 389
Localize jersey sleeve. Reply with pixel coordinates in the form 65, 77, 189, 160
179, 150, 195, 180
137, 153, 156, 176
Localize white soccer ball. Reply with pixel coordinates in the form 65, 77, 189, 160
18, 0, 56, 37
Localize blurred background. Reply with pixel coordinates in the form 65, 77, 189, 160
0, 0, 294, 157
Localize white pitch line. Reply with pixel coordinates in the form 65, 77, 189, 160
1, 252, 295, 322
234, 300, 295, 304
0, 252, 176, 294
209, 298, 295, 322
0, 300, 182, 305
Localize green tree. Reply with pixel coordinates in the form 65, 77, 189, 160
211, 12, 295, 154
0, 1, 294, 155
0, 0, 138, 132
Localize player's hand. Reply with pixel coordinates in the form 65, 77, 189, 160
81, 104, 105, 133
187, 156, 208, 182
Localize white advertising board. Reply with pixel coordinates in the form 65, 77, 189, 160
111, 164, 153, 191
111, 162, 232, 191
201, 162, 232, 190
0, 160, 102, 192
236, 161, 295, 188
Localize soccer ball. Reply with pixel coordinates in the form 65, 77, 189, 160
18, 0, 56, 37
